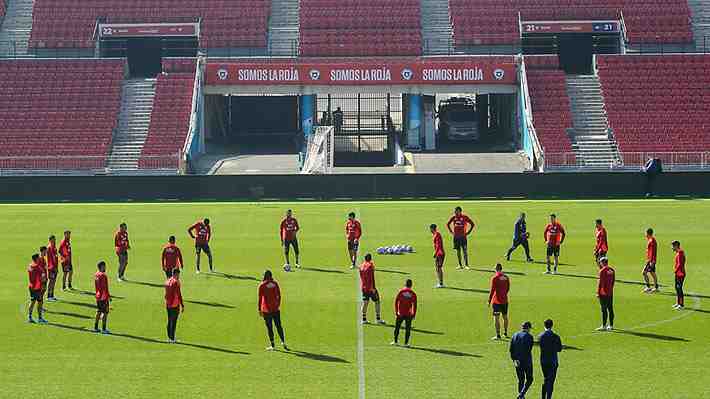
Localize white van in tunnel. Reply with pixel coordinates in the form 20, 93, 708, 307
437, 97, 480, 142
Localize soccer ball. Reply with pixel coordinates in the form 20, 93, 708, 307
283, 264, 292, 272
406, 245, 414, 253
386, 247, 395, 254
377, 247, 386, 255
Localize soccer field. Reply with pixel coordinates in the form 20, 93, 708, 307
2, 200, 709, 399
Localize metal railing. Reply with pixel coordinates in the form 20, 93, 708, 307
545, 152, 710, 170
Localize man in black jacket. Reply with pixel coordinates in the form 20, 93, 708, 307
510, 321, 534, 399
539, 319, 563, 399
506, 212, 533, 262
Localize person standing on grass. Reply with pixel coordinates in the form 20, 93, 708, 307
488, 263, 510, 340
59, 230, 73, 290
642, 228, 659, 293
161, 236, 184, 279
594, 219, 608, 267
446, 206, 475, 270
165, 268, 185, 343
188, 218, 213, 273
115, 223, 130, 282
93, 261, 111, 334
360, 254, 385, 325
506, 212, 533, 262
280, 209, 301, 269
430, 224, 446, 288
539, 319, 563, 399
346, 212, 362, 269
391, 279, 417, 347
38, 246, 48, 301
46, 235, 59, 301
543, 215, 566, 274
672, 240, 686, 310
510, 321, 534, 399
596, 257, 615, 331
258, 270, 288, 351
28, 253, 47, 324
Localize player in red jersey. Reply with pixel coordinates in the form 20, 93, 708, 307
672, 241, 686, 310
594, 219, 608, 266
59, 230, 73, 290
161, 236, 184, 279
430, 224, 446, 288
596, 257, 615, 331
391, 279, 417, 347
258, 270, 288, 351
46, 235, 59, 301
446, 206, 475, 270
93, 261, 111, 334
488, 263, 511, 340
642, 228, 659, 293
359, 254, 385, 324
165, 268, 185, 343
27, 253, 47, 324
543, 214, 566, 274
115, 223, 130, 281
188, 218, 213, 273
37, 246, 48, 301
346, 212, 362, 269
280, 209, 301, 269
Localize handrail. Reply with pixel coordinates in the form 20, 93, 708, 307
518, 57, 545, 171
618, 10, 629, 50
180, 54, 204, 174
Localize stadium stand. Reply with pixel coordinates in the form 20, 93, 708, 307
138, 60, 196, 169
524, 56, 575, 159
0, 59, 125, 170
29, 0, 270, 50
450, 0, 693, 46
598, 54, 710, 154
299, 0, 422, 56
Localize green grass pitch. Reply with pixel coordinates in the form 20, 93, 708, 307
1, 200, 709, 399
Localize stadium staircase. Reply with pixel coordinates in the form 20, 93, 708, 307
0, 0, 34, 57
421, 0, 454, 55
689, 0, 710, 50
268, 0, 300, 56
107, 78, 157, 171
565, 75, 621, 168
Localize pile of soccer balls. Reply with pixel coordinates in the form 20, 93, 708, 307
377, 245, 415, 255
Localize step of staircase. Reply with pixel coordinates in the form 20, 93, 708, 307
689, 0, 710, 50
421, 0, 454, 55
0, 0, 36, 56
268, 0, 300, 56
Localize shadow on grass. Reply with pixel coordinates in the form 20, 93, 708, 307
554, 273, 649, 286
469, 268, 526, 276
444, 286, 489, 294
276, 349, 349, 363
59, 300, 99, 310
299, 267, 347, 275
686, 308, 710, 314
46, 322, 250, 355
368, 322, 444, 335
562, 344, 583, 351
657, 291, 710, 300
65, 289, 125, 300
210, 272, 260, 281
612, 329, 690, 342
531, 261, 574, 267
407, 346, 481, 358
44, 310, 93, 320
123, 280, 164, 288
185, 300, 236, 309
377, 269, 410, 275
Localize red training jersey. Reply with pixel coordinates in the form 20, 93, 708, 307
544, 222, 566, 246
597, 266, 616, 297
646, 237, 657, 263
114, 230, 129, 254
359, 261, 376, 293
37, 257, 48, 275
28, 262, 43, 290
280, 217, 300, 241
165, 277, 184, 308
447, 214, 474, 237
95, 271, 110, 301
59, 238, 72, 264
346, 220, 362, 241
433, 231, 445, 257
395, 287, 417, 318
674, 250, 686, 278
258, 279, 282, 313
161, 244, 184, 271
47, 243, 59, 271
595, 227, 608, 253
488, 272, 510, 305
189, 222, 211, 245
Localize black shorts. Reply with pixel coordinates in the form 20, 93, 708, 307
362, 289, 380, 302
644, 261, 656, 273
29, 288, 42, 301
195, 243, 211, 254
117, 251, 128, 264
546, 244, 560, 257
62, 262, 73, 273
599, 295, 613, 308
97, 300, 109, 314
435, 254, 445, 267
284, 239, 299, 253
453, 236, 468, 250
48, 269, 58, 280
348, 240, 359, 252
492, 303, 509, 315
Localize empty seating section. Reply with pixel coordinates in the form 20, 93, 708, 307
450, 0, 692, 46
162, 57, 197, 74
524, 56, 574, 157
0, 59, 124, 170
139, 71, 195, 169
598, 55, 710, 154
30, 0, 270, 49
300, 0, 422, 56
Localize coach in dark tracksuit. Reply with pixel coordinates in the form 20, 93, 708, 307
506, 213, 533, 262
510, 321, 534, 399
539, 319, 563, 399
